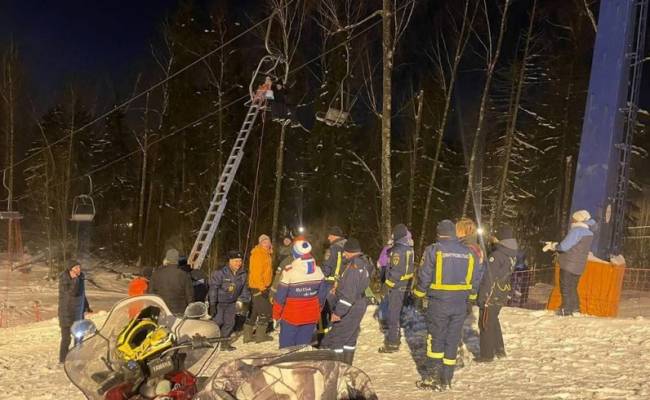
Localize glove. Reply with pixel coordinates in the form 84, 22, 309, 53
381, 284, 391, 298
415, 296, 428, 312
209, 303, 217, 318
542, 241, 558, 252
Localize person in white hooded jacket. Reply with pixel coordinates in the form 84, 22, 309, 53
543, 209, 595, 316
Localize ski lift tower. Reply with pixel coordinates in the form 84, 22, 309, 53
1, 171, 23, 270
570, 0, 648, 259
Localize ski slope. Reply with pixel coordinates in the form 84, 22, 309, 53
1, 303, 650, 400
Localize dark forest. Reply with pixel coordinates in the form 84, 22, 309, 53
1, 0, 649, 274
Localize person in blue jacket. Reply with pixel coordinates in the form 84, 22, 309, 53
320, 238, 371, 365
208, 250, 251, 351
378, 224, 414, 353
543, 209, 595, 316
412, 220, 480, 391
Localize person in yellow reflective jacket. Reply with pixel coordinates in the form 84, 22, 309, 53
412, 220, 480, 391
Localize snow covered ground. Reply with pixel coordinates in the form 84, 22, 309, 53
2, 263, 650, 399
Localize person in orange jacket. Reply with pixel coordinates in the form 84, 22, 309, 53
243, 234, 274, 343
127, 267, 153, 318
128, 267, 153, 296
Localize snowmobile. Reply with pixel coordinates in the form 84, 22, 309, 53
65, 295, 378, 400
64, 295, 223, 400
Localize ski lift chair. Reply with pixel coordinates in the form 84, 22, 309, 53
71, 194, 96, 222
70, 176, 96, 222
0, 211, 22, 220
316, 108, 351, 127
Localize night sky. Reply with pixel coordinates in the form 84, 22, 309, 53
0, 0, 178, 108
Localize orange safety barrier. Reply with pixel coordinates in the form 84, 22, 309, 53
547, 258, 626, 317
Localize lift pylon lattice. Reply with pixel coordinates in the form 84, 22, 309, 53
188, 103, 262, 269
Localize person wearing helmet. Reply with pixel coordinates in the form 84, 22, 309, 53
542, 209, 595, 316
208, 250, 251, 351
272, 239, 327, 348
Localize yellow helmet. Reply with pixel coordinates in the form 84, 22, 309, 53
116, 306, 175, 362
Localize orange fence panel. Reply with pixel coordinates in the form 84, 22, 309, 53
547, 259, 625, 317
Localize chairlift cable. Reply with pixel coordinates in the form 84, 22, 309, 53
13, 0, 417, 204
0, 0, 299, 177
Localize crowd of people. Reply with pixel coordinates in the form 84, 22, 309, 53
58, 209, 596, 391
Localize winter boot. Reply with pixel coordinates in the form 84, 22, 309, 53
378, 342, 400, 353
220, 340, 237, 352
343, 350, 355, 365
242, 323, 255, 344
254, 322, 273, 343
416, 373, 441, 391
473, 356, 494, 363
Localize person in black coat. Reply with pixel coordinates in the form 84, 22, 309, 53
148, 249, 193, 315
58, 260, 91, 363
476, 226, 518, 362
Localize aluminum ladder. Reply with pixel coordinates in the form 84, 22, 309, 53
189, 103, 262, 269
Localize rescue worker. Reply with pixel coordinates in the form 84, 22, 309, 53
455, 217, 485, 367
270, 234, 297, 303
378, 224, 414, 353
476, 226, 518, 362
243, 234, 274, 343
320, 238, 371, 365
319, 226, 347, 341
542, 209, 595, 316
272, 239, 327, 348
413, 220, 480, 391
58, 260, 91, 363
374, 239, 392, 330
208, 250, 251, 351
148, 249, 193, 315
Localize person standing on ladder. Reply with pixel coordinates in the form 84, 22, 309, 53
319, 226, 347, 343
243, 234, 274, 343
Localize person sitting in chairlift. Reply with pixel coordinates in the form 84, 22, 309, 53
254, 76, 274, 106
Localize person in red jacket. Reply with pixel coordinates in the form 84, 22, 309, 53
272, 239, 328, 348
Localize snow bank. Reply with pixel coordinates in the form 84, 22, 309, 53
2, 305, 650, 399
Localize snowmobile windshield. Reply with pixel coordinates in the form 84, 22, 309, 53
64, 295, 174, 400
195, 347, 378, 400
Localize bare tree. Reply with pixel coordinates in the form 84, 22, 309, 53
418, 0, 478, 252
490, 0, 537, 228
461, 0, 511, 217
268, 0, 307, 246
0, 41, 18, 214
407, 89, 424, 227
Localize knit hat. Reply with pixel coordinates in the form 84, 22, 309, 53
572, 210, 591, 223
495, 225, 514, 241
392, 224, 408, 241
436, 220, 456, 238
68, 260, 81, 271
328, 226, 344, 237
258, 234, 271, 244
343, 238, 362, 253
163, 249, 179, 266
228, 250, 243, 260
292, 240, 313, 258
